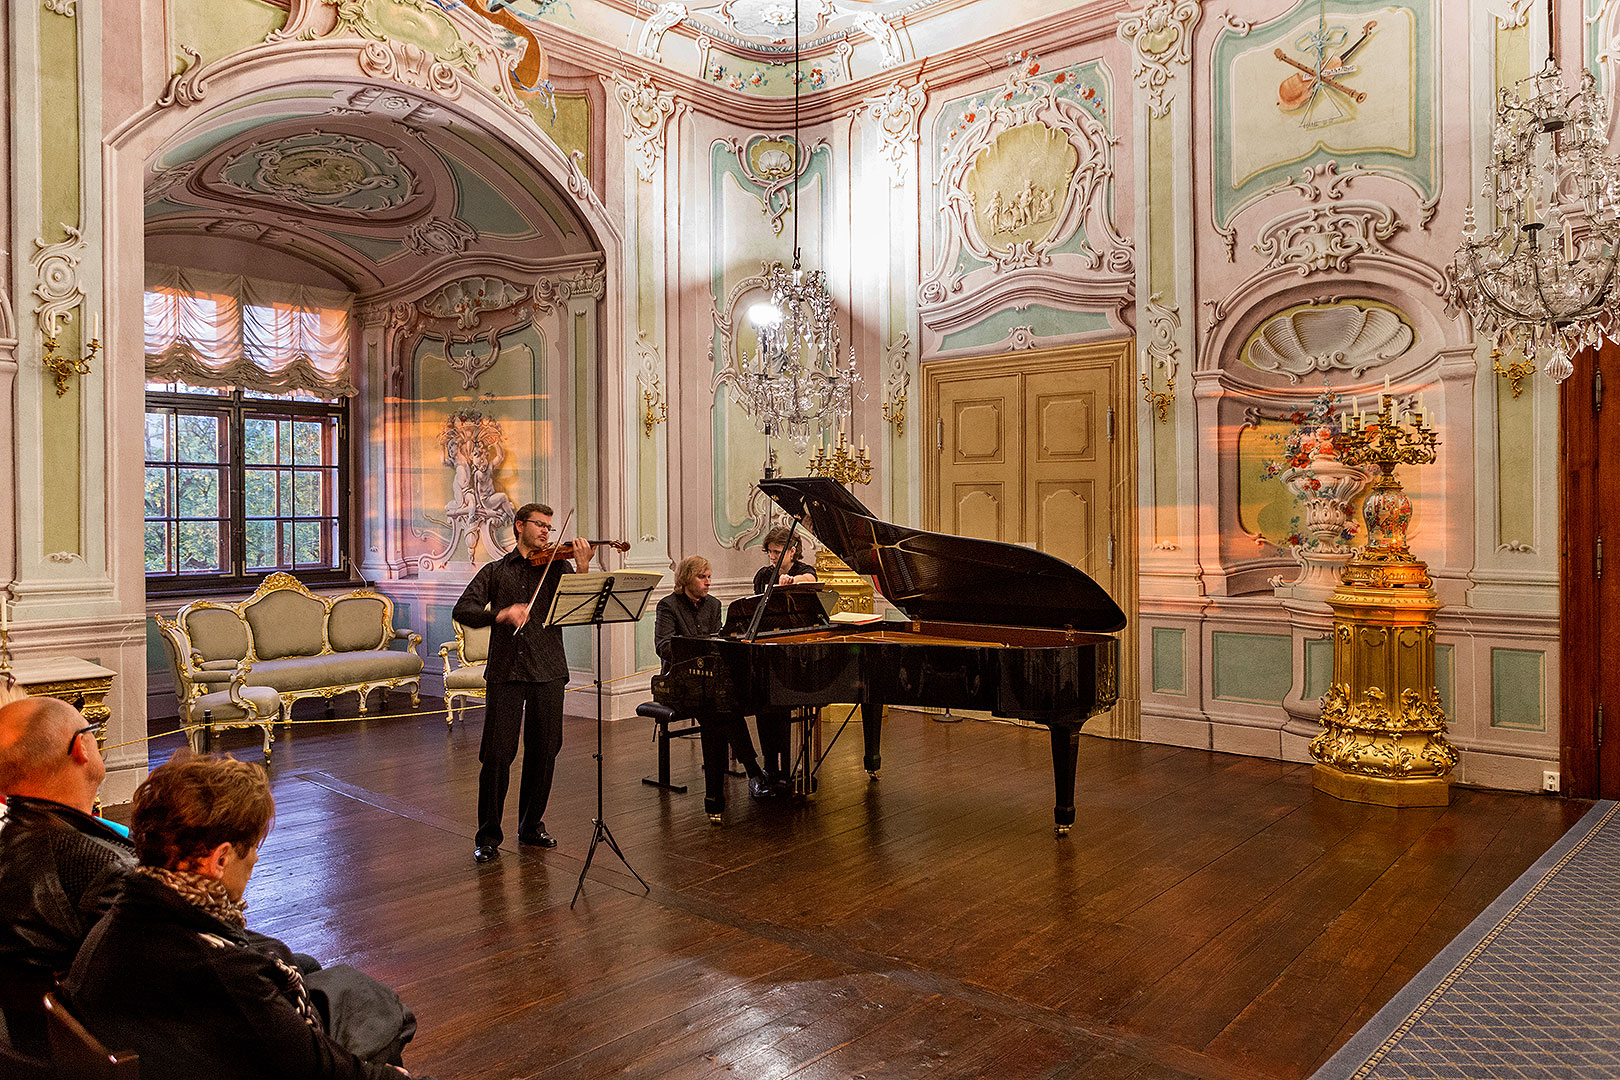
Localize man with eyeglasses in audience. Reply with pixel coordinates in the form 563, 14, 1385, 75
0, 696, 417, 1066
0, 695, 120, 1055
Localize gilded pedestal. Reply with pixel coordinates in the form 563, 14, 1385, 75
1309, 394, 1456, 806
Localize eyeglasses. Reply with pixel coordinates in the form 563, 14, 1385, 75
517, 519, 551, 529
68, 721, 106, 757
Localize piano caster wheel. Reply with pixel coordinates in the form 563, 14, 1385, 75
707, 813, 723, 825
1054, 823, 1072, 837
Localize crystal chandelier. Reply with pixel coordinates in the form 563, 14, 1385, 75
1452, 0, 1620, 384
728, 0, 861, 459
735, 264, 861, 453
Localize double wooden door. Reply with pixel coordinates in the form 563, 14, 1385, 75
922, 340, 1136, 733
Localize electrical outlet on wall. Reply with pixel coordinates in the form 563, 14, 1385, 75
1543, 771, 1561, 793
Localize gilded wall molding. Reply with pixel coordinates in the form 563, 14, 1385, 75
1117, 0, 1203, 119
613, 72, 679, 182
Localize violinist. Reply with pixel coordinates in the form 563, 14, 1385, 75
453, 502, 593, 865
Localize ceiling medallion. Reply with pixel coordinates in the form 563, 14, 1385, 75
219, 132, 417, 213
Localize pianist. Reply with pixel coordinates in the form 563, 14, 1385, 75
751, 528, 819, 783
654, 556, 772, 808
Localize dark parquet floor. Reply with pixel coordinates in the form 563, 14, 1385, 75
137, 698, 1591, 1080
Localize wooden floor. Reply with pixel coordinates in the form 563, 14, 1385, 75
139, 698, 1591, 1080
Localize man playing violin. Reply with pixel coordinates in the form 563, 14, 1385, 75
453, 502, 593, 865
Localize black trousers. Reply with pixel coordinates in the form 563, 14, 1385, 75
699, 713, 760, 814
476, 678, 565, 848
755, 710, 792, 779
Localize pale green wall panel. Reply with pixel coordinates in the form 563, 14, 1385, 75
1435, 643, 1454, 717
1152, 627, 1186, 695
1495, 358, 1535, 544
172, 0, 286, 66
40, 11, 83, 555
1211, 631, 1291, 705
1305, 635, 1333, 702
1490, 648, 1545, 731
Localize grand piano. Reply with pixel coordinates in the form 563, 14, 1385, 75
653, 476, 1126, 835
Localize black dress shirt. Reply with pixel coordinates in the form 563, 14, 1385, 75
752, 558, 817, 594
453, 549, 575, 684
653, 591, 721, 672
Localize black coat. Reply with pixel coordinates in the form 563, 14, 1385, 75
63, 872, 401, 1080
0, 796, 132, 1054
453, 548, 574, 683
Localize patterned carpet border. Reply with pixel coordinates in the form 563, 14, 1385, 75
1312, 799, 1620, 1080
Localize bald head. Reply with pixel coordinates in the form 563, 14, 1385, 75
0, 696, 105, 808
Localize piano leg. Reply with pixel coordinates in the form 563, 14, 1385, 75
862, 703, 883, 779
698, 716, 732, 824
1049, 724, 1080, 836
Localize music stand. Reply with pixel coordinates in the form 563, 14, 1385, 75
543, 569, 663, 909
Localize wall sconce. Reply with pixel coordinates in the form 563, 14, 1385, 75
881, 389, 906, 436
1140, 371, 1174, 423
42, 312, 99, 397
1490, 348, 1535, 400
642, 387, 668, 437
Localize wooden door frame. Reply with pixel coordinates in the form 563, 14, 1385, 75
1560, 342, 1620, 798
921, 338, 1139, 736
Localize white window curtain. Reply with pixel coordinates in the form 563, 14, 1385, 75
144, 263, 357, 397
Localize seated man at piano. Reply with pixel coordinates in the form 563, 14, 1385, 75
653, 556, 772, 813
751, 527, 818, 785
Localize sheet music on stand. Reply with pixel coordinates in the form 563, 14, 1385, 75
545, 569, 663, 910
541, 571, 661, 629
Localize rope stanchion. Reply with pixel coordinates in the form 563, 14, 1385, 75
108, 664, 674, 752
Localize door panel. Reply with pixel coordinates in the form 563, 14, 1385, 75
938, 375, 1020, 543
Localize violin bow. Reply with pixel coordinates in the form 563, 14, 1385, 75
515, 509, 575, 635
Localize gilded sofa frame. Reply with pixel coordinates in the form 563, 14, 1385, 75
175, 572, 424, 719
152, 612, 280, 759
437, 619, 488, 728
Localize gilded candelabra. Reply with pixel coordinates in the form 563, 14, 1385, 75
807, 429, 872, 486
1139, 372, 1174, 423
1309, 392, 1457, 807
1490, 348, 1535, 400
42, 317, 101, 397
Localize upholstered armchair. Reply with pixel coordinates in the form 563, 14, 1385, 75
437, 620, 489, 727
152, 613, 282, 760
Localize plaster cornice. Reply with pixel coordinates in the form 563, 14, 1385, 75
543, 0, 1134, 126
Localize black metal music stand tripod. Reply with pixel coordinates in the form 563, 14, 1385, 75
541, 569, 662, 909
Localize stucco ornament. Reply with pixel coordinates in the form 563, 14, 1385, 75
221, 132, 417, 212
157, 45, 209, 108
406, 217, 478, 257
1254, 201, 1401, 275
637, 2, 688, 60
42, 0, 75, 16
1117, 0, 1202, 119
1141, 292, 1181, 381
882, 333, 912, 434
860, 81, 928, 186
720, 134, 823, 235
276, 0, 483, 98
1214, 160, 1437, 261
420, 277, 525, 330
31, 226, 85, 339
922, 55, 1129, 300
614, 72, 679, 182
848, 11, 905, 69
530, 268, 606, 317
1245, 303, 1413, 383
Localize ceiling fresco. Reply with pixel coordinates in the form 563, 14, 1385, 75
143, 83, 596, 294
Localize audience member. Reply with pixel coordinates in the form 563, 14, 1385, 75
0, 697, 415, 1066
63, 751, 435, 1080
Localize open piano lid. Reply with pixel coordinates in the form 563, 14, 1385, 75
760, 476, 1127, 633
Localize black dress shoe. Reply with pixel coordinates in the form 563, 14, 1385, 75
473, 845, 499, 864
518, 829, 557, 848
748, 775, 773, 799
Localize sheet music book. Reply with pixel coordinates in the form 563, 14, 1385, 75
541, 571, 663, 628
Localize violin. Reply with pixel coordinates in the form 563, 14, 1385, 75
525, 539, 630, 567
1276, 21, 1376, 113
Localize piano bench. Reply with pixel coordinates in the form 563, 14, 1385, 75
637, 701, 702, 794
